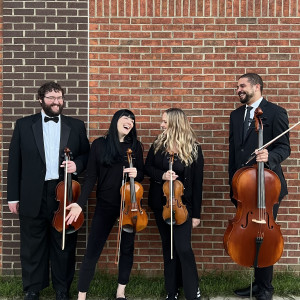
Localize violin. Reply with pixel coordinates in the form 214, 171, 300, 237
120, 148, 148, 233
162, 152, 188, 226
52, 147, 84, 250
224, 107, 284, 268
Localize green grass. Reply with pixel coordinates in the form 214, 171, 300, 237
0, 271, 299, 299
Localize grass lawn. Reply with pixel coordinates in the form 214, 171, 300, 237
0, 271, 299, 299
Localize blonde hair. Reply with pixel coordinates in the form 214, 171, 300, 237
153, 108, 199, 166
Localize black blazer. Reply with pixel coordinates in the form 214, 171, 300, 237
7, 113, 90, 217
145, 144, 204, 219
229, 98, 290, 201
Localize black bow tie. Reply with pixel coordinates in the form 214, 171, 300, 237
44, 116, 59, 123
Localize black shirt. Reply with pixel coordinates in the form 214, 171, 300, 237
77, 137, 144, 209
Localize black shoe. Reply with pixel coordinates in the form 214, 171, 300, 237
234, 283, 260, 297
166, 292, 178, 300
56, 291, 69, 300
24, 291, 39, 300
116, 298, 127, 300
256, 290, 273, 300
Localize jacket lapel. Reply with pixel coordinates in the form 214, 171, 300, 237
238, 106, 246, 144
32, 113, 46, 164
60, 115, 71, 157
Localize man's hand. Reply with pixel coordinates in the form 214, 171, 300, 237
8, 202, 19, 214
61, 160, 77, 173
192, 218, 200, 228
255, 149, 268, 163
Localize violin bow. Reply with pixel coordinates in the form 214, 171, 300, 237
245, 120, 300, 165
62, 151, 69, 250
169, 153, 174, 260
115, 167, 126, 265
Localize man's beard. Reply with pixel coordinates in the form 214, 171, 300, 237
41, 100, 63, 117
238, 91, 254, 104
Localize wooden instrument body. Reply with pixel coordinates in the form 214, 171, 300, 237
162, 179, 188, 226
224, 165, 283, 268
121, 180, 148, 233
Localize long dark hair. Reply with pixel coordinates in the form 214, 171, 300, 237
102, 109, 138, 166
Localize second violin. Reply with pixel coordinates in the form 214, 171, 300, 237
162, 152, 188, 226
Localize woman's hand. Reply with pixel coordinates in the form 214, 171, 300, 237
65, 203, 82, 225
124, 167, 137, 178
192, 218, 200, 228
162, 170, 178, 181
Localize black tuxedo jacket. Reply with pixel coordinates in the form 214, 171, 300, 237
229, 98, 290, 201
7, 113, 90, 217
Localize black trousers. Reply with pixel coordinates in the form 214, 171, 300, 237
19, 180, 77, 293
78, 204, 135, 292
153, 210, 199, 300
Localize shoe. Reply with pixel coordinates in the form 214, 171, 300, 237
24, 291, 39, 300
234, 283, 260, 297
256, 290, 273, 300
194, 287, 201, 299
116, 298, 127, 300
56, 291, 69, 300
166, 292, 178, 300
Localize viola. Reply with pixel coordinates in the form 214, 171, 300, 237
120, 148, 148, 233
162, 152, 188, 226
224, 107, 284, 268
52, 147, 84, 250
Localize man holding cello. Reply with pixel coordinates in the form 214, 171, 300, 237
7, 82, 90, 300
228, 73, 290, 300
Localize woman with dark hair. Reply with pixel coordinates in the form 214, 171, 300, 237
66, 109, 144, 300
145, 108, 203, 300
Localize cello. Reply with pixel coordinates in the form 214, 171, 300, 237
224, 107, 284, 268
52, 147, 84, 250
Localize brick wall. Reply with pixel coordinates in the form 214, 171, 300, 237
1, 0, 89, 274
0, 0, 300, 277
88, 0, 300, 274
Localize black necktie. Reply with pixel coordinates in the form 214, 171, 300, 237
44, 116, 59, 123
243, 106, 253, 140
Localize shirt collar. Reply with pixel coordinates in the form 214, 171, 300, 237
246, 97, 263, 110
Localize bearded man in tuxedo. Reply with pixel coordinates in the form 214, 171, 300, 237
7, 82, 90, 300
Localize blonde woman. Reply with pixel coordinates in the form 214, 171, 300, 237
145, 108, 203, 300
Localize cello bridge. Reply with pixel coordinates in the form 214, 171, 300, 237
252, 219, 266, 224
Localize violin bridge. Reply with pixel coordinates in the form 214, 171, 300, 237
252, 219, 266, 224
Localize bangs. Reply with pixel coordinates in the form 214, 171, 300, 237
119, 110, 135, 122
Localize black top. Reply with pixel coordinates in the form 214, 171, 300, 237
77, 137, 144, 209
145, 144, 204, 218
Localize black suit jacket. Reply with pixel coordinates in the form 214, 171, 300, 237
7, 113, 90, 217
229, 98, 290, 202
